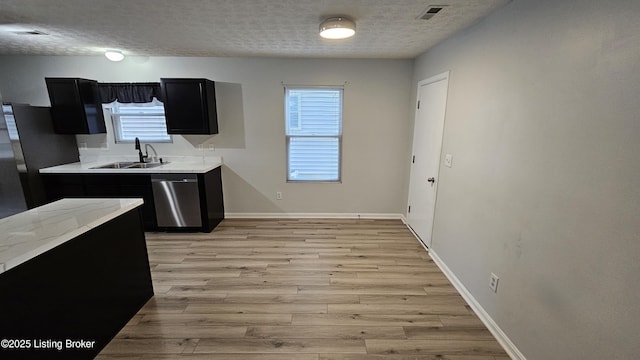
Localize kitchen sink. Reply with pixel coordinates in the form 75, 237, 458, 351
91, 162, 168, 169
126, 162, 166, 169
92, 162, 137, 169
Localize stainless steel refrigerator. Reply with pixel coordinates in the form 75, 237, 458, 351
0, 94, 80, 219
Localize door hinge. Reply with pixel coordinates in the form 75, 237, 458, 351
408, 205, 411, 213
417, 101, 420, 109
412, 155, 415, 163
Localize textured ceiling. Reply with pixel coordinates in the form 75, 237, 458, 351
0, 0, 510, 59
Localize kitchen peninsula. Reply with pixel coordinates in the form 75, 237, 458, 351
0, 198, 153, 359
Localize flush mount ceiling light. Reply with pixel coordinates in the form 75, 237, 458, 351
319, 16, 356, 39
104, 50, 125, 62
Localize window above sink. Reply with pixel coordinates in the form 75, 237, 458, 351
105, 98, 172, 144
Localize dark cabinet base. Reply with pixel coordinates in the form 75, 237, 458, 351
0, 208, 153, 360
43, 173, 157, 230
201, 166, 225, 232
42, 167, 224, 233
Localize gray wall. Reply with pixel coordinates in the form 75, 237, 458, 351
413, 0, 640, 358
0, 56, 413, 216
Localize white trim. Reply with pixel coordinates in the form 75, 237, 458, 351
428, 249, 526, 360
224, 213, 403, 220
418, 70, 451, 87
400, 214, 429, 248
401, 219, 523, 359
285, 87, 343, 182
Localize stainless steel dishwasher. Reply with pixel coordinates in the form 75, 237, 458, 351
151, 174, 202, 227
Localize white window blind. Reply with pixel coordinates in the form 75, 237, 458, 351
108, 98, 171, 143
285, 87, 342, 182
2, 105, 19, 140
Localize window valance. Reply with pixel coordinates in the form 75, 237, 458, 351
98, 83, 162, 104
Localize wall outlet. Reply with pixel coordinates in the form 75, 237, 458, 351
489, 273, 499, 293
208, 144, 215, 151
276, 191, 283, 200
444, 154, 453, 168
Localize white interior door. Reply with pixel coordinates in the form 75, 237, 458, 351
407, 72, 449, 248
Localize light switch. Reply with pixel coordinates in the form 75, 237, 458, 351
444, 154, 453, 168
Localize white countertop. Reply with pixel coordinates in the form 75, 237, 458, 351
0, 198, 143, 275
39, 157, 222, 174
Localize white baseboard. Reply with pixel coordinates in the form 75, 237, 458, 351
400, 216, 428, 248
428, 249, 526, 360
224, 212, 404, 220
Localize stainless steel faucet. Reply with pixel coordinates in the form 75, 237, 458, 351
145, 144, 158, 162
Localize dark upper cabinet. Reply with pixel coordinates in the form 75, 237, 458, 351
45, 77, 106, 134
160, 78, 218, 134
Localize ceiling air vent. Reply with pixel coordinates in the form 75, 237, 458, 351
12, 30, 48, 36
418, 5, 447, 20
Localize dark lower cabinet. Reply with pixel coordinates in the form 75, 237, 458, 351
199, 167, 225, 232
42, 168, 224, 232
43, 173, 157, 230
86, 174, 157, 230
84, 174, 121, 197
0, 207, 153, 360
119, 178, 157, 230
41, 174, 84, 200
42, 174, 157, 231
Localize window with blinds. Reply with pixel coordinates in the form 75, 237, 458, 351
108, 98, 171, 143
1, 105, 19, 140
285, 87, 342, 182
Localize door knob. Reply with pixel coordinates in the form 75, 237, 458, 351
427, 177, 435, 183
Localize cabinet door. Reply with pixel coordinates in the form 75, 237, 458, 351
199, 167, 225, 232
45, 78, 106, 134
42, 174, 85, 202
42, 173, 158, 230
84, 174, 120, 197
85, 174, 157, 230
119, 175, 157, 229
161, 78, 218, 134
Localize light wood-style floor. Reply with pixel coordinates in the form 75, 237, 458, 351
96, 219, 509, 359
